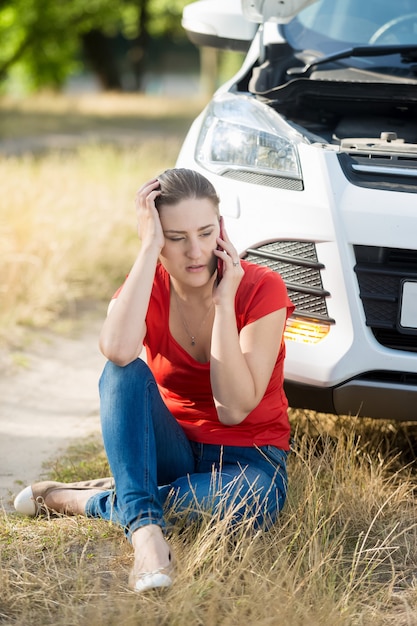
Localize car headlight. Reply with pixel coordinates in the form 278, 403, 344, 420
196, 92, 304, 180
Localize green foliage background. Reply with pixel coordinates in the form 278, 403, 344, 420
0, 0, 190, 92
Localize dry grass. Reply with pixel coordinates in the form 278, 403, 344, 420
0, 93, 205, 347
2, 415, 417, 625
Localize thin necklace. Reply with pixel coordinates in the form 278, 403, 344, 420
173, 289, 213, 346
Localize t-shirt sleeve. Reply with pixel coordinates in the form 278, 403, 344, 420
236, 266, 294, 329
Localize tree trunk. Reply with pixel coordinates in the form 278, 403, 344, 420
129, 0, 151, 91
82, 30, 123, 90
200, 47, 219, 97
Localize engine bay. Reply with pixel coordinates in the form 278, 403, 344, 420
248, 44, 417, 145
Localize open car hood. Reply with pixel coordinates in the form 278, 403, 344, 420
241, 0, 319, 24
258, 77, 417, 118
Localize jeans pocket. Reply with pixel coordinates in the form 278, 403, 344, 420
258, 445, 288, 472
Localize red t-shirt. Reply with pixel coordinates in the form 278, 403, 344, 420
139, 261, 294, 450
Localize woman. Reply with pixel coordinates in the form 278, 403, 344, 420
14, 168, 294, 593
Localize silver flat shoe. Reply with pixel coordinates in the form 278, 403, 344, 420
129, 548, 174, 593
131, 568, 173, 593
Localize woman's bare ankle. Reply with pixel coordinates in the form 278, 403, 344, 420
131, 524, 171, 575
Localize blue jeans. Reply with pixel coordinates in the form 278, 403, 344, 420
85, 359, 288, 541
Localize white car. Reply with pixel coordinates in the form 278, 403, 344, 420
176, 0, 417, 421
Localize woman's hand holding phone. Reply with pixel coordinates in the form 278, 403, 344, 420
214, 217, 244, 295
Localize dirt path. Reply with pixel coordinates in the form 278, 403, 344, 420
0, 313, 106, 512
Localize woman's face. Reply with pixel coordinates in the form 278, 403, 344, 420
158, 197, 220, 287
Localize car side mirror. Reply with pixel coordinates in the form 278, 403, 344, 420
182, 0, 258, 52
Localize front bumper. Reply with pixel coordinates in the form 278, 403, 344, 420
285, 374, 417, 421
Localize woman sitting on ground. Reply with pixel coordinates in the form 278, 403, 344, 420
14, 168, 294, 593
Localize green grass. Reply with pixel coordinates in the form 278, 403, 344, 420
0, 92, 206, 140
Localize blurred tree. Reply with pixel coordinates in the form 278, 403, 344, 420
0, 0, 191, 92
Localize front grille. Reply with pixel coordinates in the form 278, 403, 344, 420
221, 169, 304, 191
338, 152, 417, 193
354, 245, 417, 351
243, 241, 333, 323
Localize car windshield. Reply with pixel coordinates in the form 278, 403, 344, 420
284, 0, 417, 53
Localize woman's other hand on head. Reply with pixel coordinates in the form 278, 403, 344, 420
135, 179, 165, 251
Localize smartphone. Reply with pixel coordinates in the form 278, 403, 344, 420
216, 217, 224, 285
